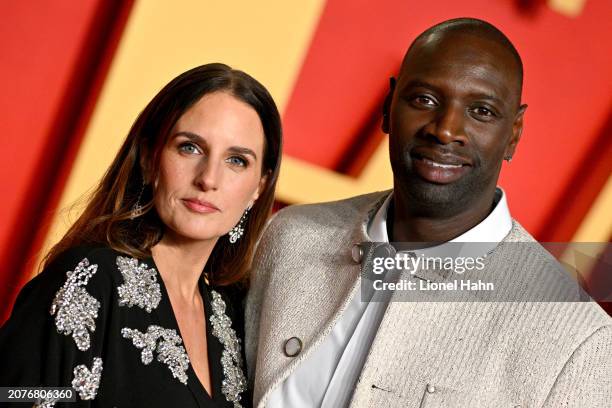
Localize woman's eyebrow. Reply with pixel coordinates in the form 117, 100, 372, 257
173, 131, 206, 144
174, 131, 257, 160
228, 146, 257, 160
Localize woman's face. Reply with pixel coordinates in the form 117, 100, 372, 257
153, 91, 266, 243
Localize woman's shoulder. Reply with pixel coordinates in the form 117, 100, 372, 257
4, 244, 160, 347
18, 245, 152, 310
8, 246, 110, 313
44, 244, 156, 282
46, 244, 125, 271
38, 245, 122, 287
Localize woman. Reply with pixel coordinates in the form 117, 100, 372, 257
0, 63, 281, 407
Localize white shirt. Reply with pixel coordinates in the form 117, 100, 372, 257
267, 188, 512, 407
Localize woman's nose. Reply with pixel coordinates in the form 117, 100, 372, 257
196, 159, 221, 191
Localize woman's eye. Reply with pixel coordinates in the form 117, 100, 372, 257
226, 156, 247, 167
178, 142, 200, 154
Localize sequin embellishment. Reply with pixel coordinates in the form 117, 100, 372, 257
50, 258, 100, 351
209, 290, 246, 407
122, 325, 190, 385
116, 256, 161, 312
72, 357, 103, 400
33, 398, 58, 407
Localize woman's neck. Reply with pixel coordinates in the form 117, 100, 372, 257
151, 234, 218, 302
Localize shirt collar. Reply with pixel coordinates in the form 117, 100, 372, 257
368, 187, 512, 243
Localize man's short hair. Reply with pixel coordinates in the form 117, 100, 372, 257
403, 18, 524, 95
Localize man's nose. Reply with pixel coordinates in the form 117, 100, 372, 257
196, 159, 221, 191
423, 104, 468, 145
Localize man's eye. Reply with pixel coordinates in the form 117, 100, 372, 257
411, 95, 437, 107
226, 156, 247, 167
178, 142, 200, 154
470, 107, 496, 118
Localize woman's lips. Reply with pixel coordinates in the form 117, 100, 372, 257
182, 199, 220, 214
412, 156, 470, 184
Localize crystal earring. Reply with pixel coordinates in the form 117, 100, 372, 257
130, 183, 146, 219
504, 156, 513, 163
229, 206, 251, 243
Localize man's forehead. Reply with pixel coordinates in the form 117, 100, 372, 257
399, 32, 521, 102
400, 51, 514, 92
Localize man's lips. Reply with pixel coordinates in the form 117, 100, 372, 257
411, 151, 471, 184
181, 198, 220, 213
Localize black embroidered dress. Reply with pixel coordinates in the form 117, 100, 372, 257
0, 246, 249, 407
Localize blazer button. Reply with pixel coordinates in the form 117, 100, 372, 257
351, 244, 363, 263
426, 384, 436, 394
284, 337, 302, 357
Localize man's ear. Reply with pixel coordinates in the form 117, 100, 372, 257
382, 77, 396, 134
505, 104, 527, 159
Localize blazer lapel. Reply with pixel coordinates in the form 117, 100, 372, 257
256, 191, 390, 404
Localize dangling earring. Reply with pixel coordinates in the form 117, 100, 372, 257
130, 183, 146, 219
229, 206, 251, 243
504, 156, 513, 163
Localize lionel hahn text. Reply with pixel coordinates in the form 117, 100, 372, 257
373, 278, 495, 292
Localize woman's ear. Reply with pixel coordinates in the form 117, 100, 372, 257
249, 173, 269, 207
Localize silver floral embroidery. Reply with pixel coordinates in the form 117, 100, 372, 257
116, 256, 161, 312
33, 398, 58, 407
209, 290, 246, 408
72, 357, 103, 400
122, 325, 190, 385
49, 258, 100, 351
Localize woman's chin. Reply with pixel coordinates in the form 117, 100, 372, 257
162, 223, 225, 244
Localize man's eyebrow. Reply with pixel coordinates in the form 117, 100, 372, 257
468, 92, 504, 105
402, 80, 507, 106
401, 79, 441, 93
172, 131, 258, 160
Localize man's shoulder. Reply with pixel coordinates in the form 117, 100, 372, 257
503, 220, 538, 243
498, 221, 610, 325
252, 190, 389, 261
266, 190, 390, 233
500, 220, 558, 265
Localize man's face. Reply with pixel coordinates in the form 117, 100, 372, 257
386, 32, 525, 215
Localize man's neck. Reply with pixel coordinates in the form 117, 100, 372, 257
389, 188, 496, 243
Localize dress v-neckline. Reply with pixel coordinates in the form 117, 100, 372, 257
145, 256, 226, 405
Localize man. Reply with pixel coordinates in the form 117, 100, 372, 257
246, 18, 611, 407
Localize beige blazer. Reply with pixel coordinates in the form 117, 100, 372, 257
246, 191, 612, 407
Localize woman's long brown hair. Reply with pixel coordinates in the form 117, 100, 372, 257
44, 63, 282, 286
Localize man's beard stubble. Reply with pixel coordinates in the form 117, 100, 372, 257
392, 151, 493, 218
